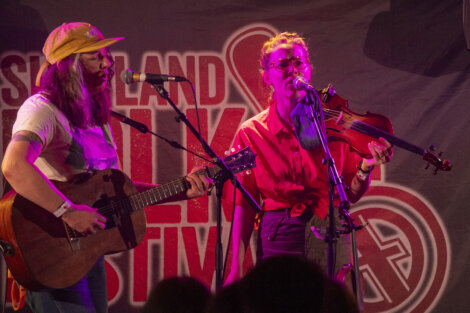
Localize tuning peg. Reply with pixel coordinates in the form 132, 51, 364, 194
224, 150, 230, 156
238, 145, 241, 150
246, 169, 252, 175
231, 147, 236, 153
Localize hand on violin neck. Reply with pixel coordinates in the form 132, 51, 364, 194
365, 137, 393, 168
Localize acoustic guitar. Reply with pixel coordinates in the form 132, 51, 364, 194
0, 147, 256, 290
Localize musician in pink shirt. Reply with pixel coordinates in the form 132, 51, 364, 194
225, 32, 393, 284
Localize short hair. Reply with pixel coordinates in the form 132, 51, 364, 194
260, 32, 309, 71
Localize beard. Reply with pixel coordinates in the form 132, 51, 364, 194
89, 86, 112, 126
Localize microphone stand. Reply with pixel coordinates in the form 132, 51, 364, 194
0, 240, 13, 256
304, 89, 363, 310
150, 82, 261, 291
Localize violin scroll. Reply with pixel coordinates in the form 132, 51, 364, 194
423, 146, 452, 174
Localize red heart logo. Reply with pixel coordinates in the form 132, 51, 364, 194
224, 24, 278, 113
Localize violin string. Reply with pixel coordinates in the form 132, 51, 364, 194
323, 109, 377, 136
323, 109, 355, 128
321, 106, 430, 161
324, 109, 393, 138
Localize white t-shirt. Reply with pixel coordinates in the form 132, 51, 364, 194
12, 93, 119, 182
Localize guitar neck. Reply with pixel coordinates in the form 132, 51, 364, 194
111, 166, 220, 214
131, 176, 192, 209
96, 146, 256, 218
352, 120, 425, 156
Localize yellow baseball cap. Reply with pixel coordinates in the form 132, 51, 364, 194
35, 22, 124, 86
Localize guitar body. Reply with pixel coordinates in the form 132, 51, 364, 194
0, 146, 257, 291
0, 169, 146, 290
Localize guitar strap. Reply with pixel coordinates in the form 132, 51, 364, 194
1, 181, 27, 311
7, 270, 26, 311
2, 180, 12, 196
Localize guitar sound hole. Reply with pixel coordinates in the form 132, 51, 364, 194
94, 196, 134, 229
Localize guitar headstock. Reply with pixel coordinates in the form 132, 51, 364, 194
423, 147, 452, 174
224, 146, 257, 175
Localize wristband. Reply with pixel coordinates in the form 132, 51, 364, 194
53, 201, 71, 218
357, 160, 374, 174
356, 170, 370, 182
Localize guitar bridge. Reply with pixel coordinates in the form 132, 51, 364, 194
64, 222, 81, 251
69, 237, 80, 251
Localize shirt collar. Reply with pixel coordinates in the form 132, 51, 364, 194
267, 102, 293, 136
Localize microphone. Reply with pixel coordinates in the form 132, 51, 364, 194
111, 111, 149, 133
293, 76, 315, 91
120, 69, 186, 84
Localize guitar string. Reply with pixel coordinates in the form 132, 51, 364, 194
95, 167, 218, 218
96, 177, 190, 218
93, 152, 253, 219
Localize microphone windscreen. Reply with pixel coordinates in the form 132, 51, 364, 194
120, 69, 133, 84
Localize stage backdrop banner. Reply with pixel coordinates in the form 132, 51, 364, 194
1, 1, 469, 312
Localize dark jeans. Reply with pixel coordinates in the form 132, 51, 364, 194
26, 257, 108, 313
258, 209, 350, 276
258, 209, 313, 259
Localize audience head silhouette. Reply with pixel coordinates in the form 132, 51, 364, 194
142, 276, 211, 313
209, 255, 358, 313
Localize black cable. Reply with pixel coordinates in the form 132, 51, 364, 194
184, 80, 203, 138
221, 176, 239, 284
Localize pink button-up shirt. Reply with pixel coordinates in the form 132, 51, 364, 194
226, 105, 361, 219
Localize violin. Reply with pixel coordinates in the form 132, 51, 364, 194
318, 84, 452, 173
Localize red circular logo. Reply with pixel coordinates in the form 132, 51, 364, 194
351, 184, 450, 313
